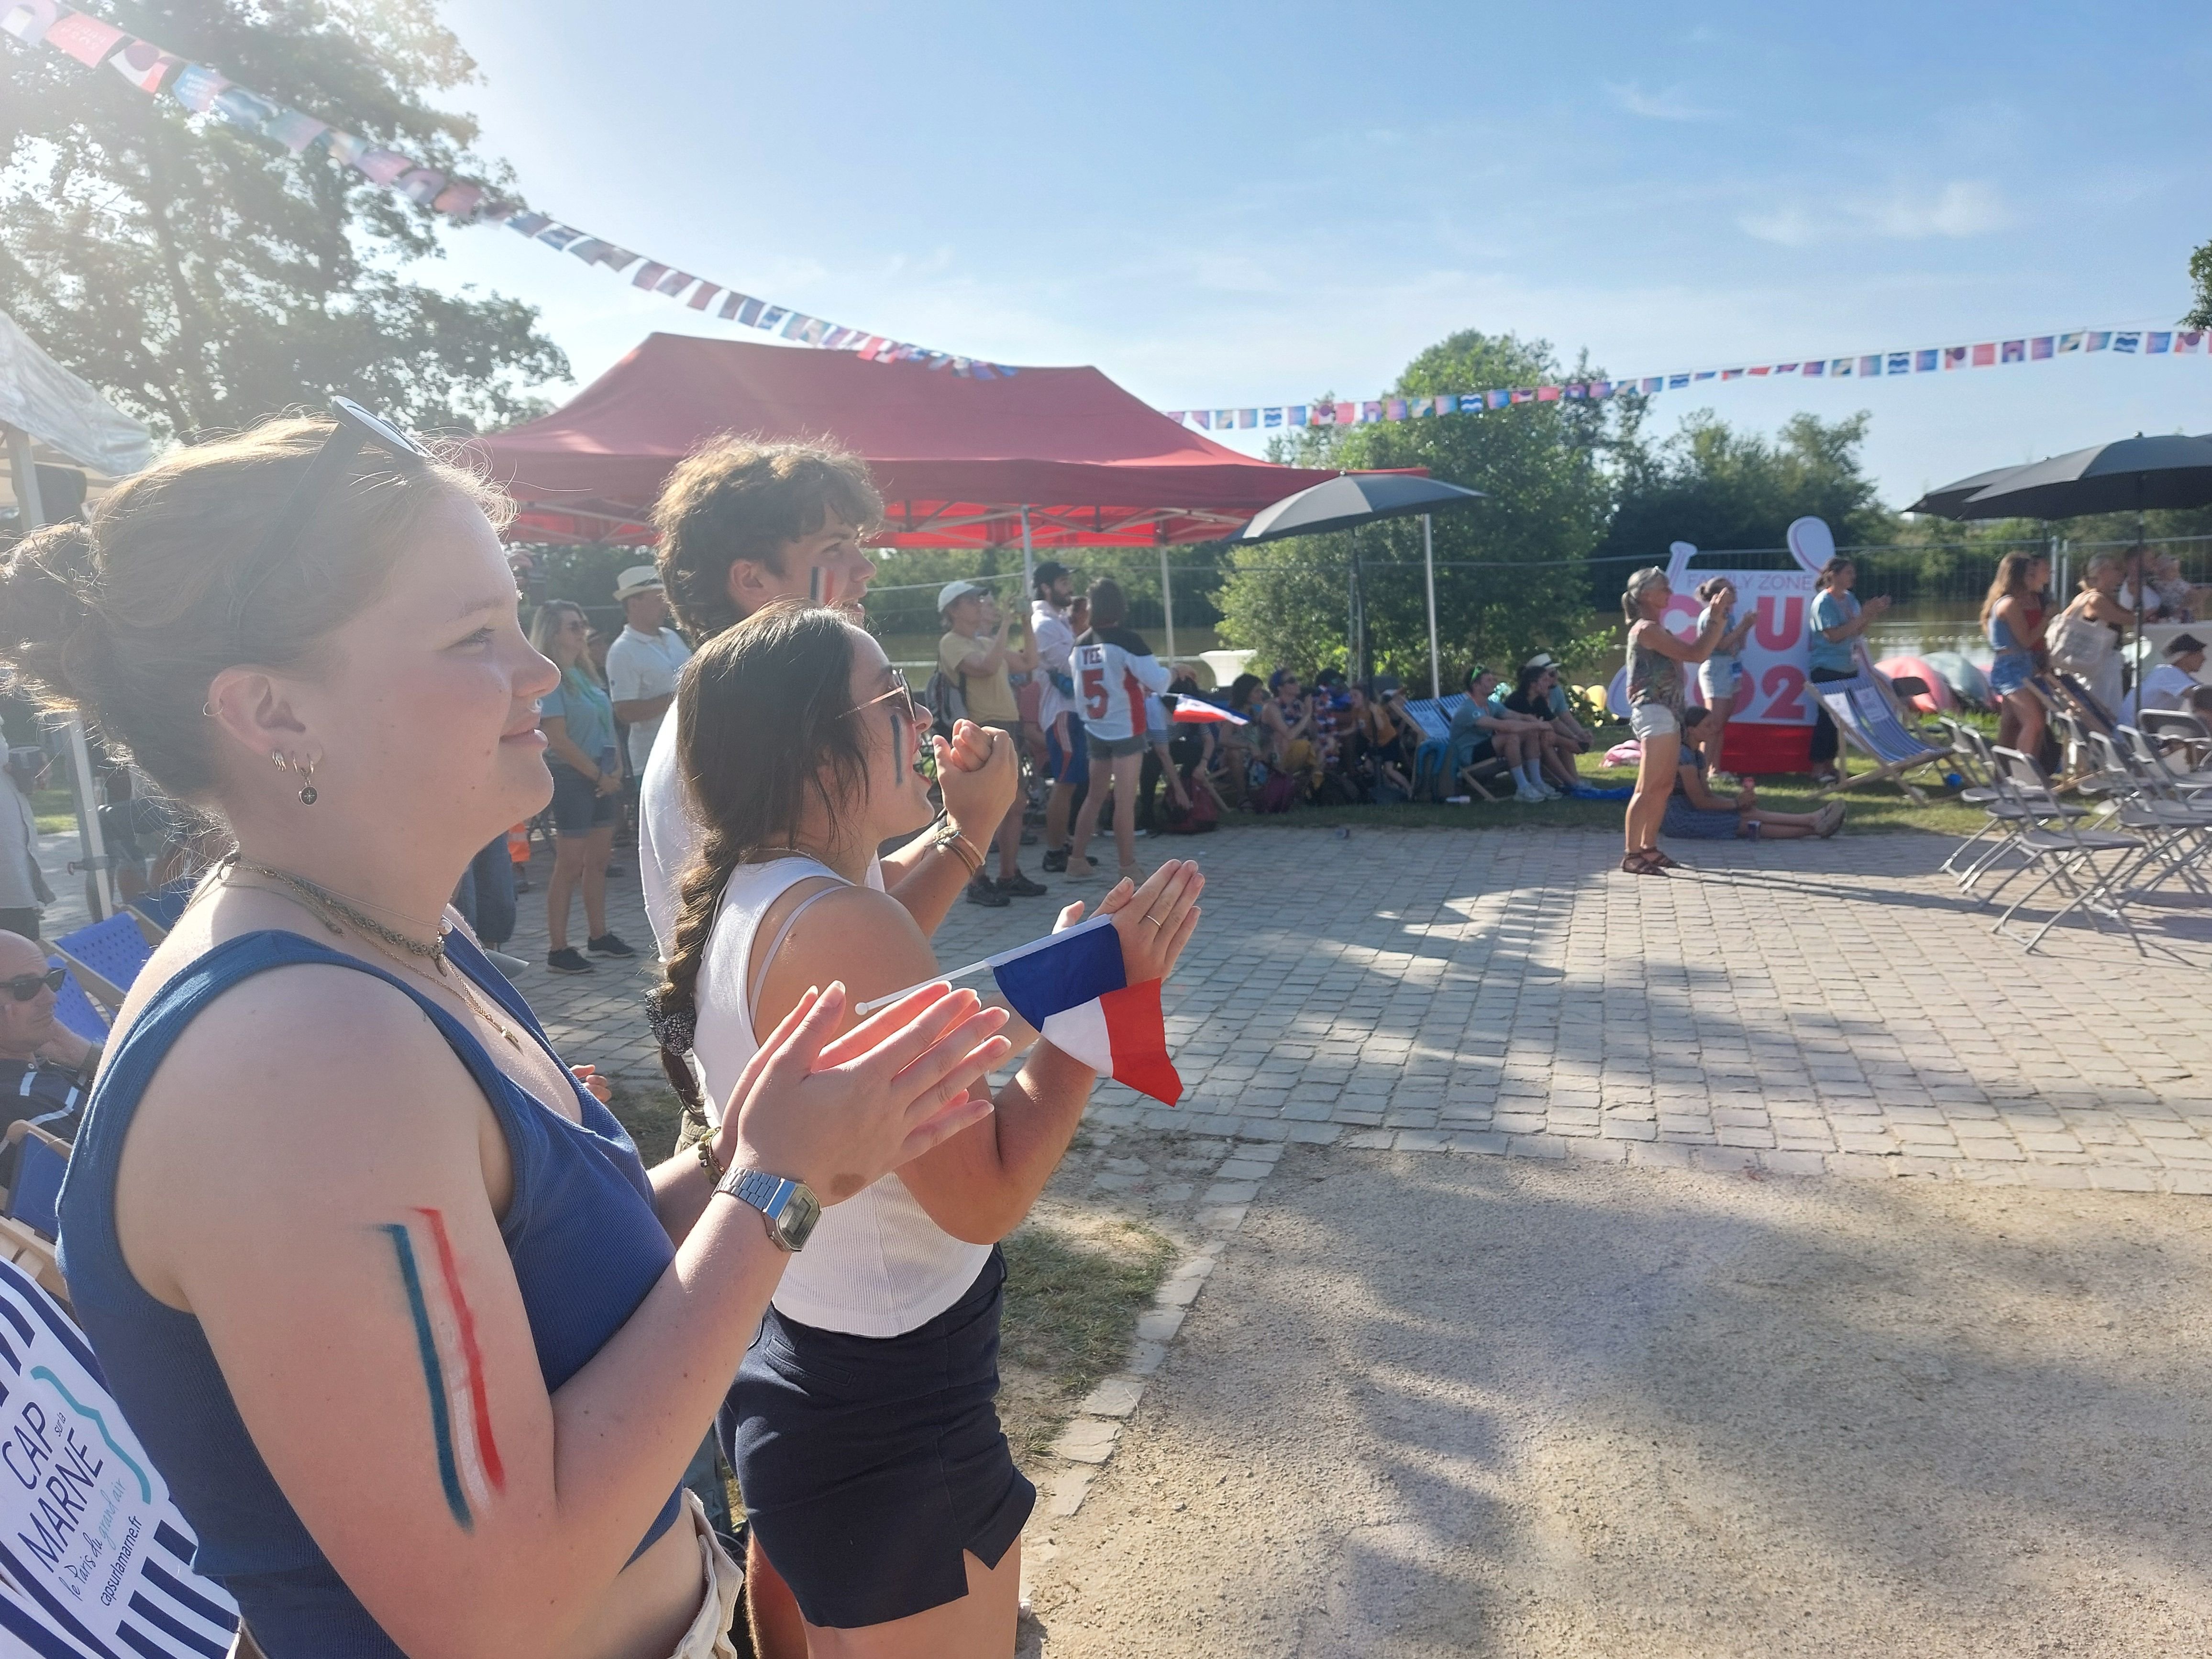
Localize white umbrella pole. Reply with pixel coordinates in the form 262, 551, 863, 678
4, 425, 111, 923
1160, 544, 1177, 661
1019, 505, 1034, 603
1423, 514, 1441, 700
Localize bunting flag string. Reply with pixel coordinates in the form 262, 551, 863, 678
1164, 326, 2209, 432
0, 2, 1018, 378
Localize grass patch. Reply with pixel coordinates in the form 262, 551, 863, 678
1222, 741, 1987, 838
606, 1078, 686, 1163
32, 788, 75, 837
999, 1204, 1177, 1465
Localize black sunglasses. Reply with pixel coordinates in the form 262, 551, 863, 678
231, 398, 434, 634
2, 968, 65, 1003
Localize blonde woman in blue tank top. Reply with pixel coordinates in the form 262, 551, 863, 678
13, 413, 1011, 1659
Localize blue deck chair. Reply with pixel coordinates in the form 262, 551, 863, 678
0, 1258, 243, 1659
1402, 694, 1470, 797
1808, 670, 1953, 801
48, 961, 108, 1046
51, 911, 154, 1015
4, 1125, 68, 1240
124, 875, 195, 944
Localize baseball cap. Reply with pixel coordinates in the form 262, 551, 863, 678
938, 580, 990, 614
614, 564, 664, 601
2168, 632, 2206, 658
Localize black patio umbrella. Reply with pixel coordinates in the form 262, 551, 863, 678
1228, 472, 1488, 697
1911, 433, 2212, 697
1904, 460, 2031, 519
1228, 471, 1486, 543
1915, 433, 2212, 520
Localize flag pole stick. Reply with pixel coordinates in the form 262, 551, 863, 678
855, 956, 995, 1016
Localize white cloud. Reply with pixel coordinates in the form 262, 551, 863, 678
1605, 81, 1724, 122
1740, 179, 2013, 246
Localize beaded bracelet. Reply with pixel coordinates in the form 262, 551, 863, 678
935, 826, 984, 874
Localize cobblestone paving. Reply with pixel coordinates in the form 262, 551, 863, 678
504, 826, 2212, 1195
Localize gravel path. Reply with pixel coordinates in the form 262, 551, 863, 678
1024, 1149, 2212, 1657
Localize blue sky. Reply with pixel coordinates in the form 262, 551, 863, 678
417, 0, 2212, 511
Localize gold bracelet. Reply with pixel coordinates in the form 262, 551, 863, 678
936, 826, 984, 874
696, 1131, 729, 1180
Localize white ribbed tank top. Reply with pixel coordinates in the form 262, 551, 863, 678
690, 856, 989, 1338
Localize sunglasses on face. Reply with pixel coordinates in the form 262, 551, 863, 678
1, 968, 64, 1003
851, 666, 922, 727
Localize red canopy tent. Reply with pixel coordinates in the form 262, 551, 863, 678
478, 332, 1367, 549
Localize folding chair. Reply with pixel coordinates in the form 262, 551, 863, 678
2139, 710, 2212, 771
1987, 746, 2148, 954
2083, 730, 2212, 901
2120, 720, 2212, 796
1806, 669, 1954, 801
1937, 718, 2026, 885
48, 962, 109, 1047
49, 911, 155, 1017
122, 875, 195, 945
0, 1258, 243, 1658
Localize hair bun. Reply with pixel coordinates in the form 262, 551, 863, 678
0, 522, 100, 707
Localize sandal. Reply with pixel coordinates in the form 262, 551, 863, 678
1647, 849, 1683, 870
1620, 849, 1669, 876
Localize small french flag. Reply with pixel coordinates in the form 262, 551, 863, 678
986, 918, 1183, 1106
1167, 695, 1248, 726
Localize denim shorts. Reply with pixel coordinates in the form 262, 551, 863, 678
548, 763, 615, 836
1628, 702, 1680, 741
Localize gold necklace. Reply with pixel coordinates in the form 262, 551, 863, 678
216, 861, 524, 1052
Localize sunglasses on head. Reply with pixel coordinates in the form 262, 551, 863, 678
2, 968, 65, 1003
230, 398, 435, 636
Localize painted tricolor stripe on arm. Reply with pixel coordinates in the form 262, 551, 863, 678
1040, 980, 1183, 1106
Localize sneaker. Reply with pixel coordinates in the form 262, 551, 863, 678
547, 946, 593, 974
1041, 846, 1070, 873
966, 875, 1010, 907
1537, 780, 1564, 800
588, 931, 637, 958
1515, 784, 1547, 804
998, 871, 1049, 897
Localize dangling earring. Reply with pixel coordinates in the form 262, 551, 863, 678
294, 760, 317, 806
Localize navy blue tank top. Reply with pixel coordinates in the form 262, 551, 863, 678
55, 929, 683, 1658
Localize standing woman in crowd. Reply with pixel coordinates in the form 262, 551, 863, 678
1983, 549, 2052, 761
1805, 555, 1891, 785
9, 411, 1012, 1659
2045, 550, 2128, 718
657, 604, 1203, 1657
1692, 577, 1757, 779
1621, 566, 1727, 875
532, 598, 636, 972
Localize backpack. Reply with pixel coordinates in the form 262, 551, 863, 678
1250, 769, 1301, 815
1162, 765, 1219, 835
921, 667, 966, 737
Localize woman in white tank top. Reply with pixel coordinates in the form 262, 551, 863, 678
650, 604, 1205, 1657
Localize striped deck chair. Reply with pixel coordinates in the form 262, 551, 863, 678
1808, 669, 1953, 801
0, 1257, 243, 1658
1402, 694, 1468, 798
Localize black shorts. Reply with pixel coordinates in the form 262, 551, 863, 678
724, 1249, 1033, 1629
548, 764, 615, 836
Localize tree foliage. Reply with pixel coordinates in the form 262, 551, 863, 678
1217, 330, 1626, 686
0, 0, 567, 439
2188, 238, 2212, 332
1601, 409, 1892, 566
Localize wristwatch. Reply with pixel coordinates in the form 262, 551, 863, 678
716, 1166, 821, 1252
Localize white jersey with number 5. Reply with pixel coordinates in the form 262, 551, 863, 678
1073, 627, 1171, 742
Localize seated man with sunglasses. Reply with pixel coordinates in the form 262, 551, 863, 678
0, 932, 95, 1180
